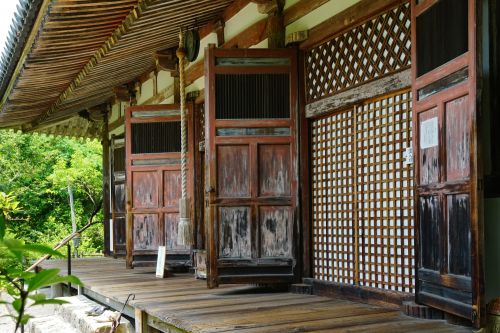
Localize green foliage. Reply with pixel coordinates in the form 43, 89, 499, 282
0, 193, 82, 332
0, 130, 103, 254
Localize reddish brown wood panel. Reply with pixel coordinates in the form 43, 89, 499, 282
445, 96, 471, 181
132, 172, 159, 209
133, 214, 161, 251
217, 145, 250, 198
163, 170, 181, 208
258, 144, 291, 197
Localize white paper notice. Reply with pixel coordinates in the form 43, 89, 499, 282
156, 246, 166, 278
420, 117, 439, 149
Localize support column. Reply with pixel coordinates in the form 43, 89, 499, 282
102, 106, 111, 256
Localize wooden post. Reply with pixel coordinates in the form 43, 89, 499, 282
257, 0, 285, 48
102, 106, 111, 256
134, 308, 149, 333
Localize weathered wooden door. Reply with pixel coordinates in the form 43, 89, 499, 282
205, 48, 298, 287
110, 135, 126, 257
412, 0, 483, 325
125, 104, 193, 268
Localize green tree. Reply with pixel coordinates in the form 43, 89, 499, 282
0, 130, 103, 254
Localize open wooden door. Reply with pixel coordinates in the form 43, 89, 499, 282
412, 0, 484, 326
125, 104, 193, 268
205, 48, 299, 287
110, 135, 126, 257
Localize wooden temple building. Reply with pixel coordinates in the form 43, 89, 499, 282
0, 0, 499, 331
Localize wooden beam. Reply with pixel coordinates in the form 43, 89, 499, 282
284, 0, 329, 26
305, 68, 411, 118
223, 19, 267, 48
300, 0, 407, 49
142, 0, 323, 105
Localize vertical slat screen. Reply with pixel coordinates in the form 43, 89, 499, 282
312, 90, 414, 293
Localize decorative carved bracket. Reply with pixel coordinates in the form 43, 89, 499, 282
155, 48, 178, 72
113, 83, 136, 104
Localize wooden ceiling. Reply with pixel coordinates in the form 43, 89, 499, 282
0, 0, 234, 136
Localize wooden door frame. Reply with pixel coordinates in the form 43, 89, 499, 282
411, 0, 485, 326
125, 103, 195, 269
205, 46, 300, 287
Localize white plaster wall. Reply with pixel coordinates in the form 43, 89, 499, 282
286, 0, 361, 36
157, 70, 174, 92
224, 3, 266, 41
109, 124, 125, 138
109, 102, 120, 123
137, 78, 154, 105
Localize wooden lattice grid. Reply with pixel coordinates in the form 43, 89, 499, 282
305, 3, 411, 103
312, 89, 414, 293
356, 90, 414, 292
312, 108, 356, 284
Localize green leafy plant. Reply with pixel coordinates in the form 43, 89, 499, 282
0, 192, 82, 332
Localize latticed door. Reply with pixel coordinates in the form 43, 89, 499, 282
311, 90, 415, 292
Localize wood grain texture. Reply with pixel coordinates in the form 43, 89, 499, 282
305, 69, 411, 118
40, 258, 472, 333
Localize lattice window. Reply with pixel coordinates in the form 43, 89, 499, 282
305, 3, 411, 103
312, 90, 414, 293
312, 109, 355, 284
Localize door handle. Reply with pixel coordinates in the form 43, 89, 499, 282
205, 186, 215, 194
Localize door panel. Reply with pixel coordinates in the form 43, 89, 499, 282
412, 0, 482, 325
110, 136, 126, 256
125, 104, 193, 268
206, 48, 298, 287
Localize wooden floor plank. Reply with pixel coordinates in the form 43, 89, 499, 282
41, 258, 472, 333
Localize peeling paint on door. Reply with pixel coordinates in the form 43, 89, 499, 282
260, 206, 292, 257
219, 207, 251, 258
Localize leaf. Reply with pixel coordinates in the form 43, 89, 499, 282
30, 299, 68, 307
28, 294, 46, 302
2, 239, 25, 261
26, 268, 61, 292
23, 244, 63, 258
20, 314, 32, 325
12, 298, 22, 313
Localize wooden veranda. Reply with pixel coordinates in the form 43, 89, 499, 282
42, 258, 471, 333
